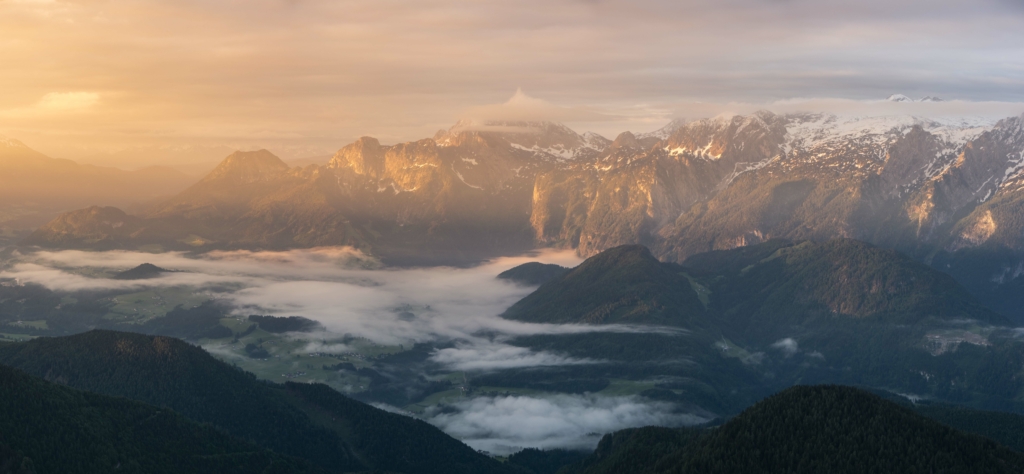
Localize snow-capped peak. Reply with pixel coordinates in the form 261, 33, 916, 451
887, 94, 913, 103
0, 135, 28, 148
638, 118, 691, 140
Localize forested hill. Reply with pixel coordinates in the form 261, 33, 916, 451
498, 240, 1022, 411
0, 330, 526, 474
502, 245, 706, 326
562, 385, 1024, 474
684, 238, 1010, 339
506, 240, 1005, 329
0, 363, 322, 474
497, 262, 571, 286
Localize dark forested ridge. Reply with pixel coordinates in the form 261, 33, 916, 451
507, 240, 1005, 329
502, 245, 706, 326
561, 385, 1024, 474
0, 330, 526, 474
497, 240, 1024, 417
249, 314, 323, 333
113, 263, 170, 280
0, 364, 322, 474
497, 262, 571, 286
685, 238, 1008, 329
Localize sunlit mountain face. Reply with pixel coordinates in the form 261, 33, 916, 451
5, 1, 1024, 472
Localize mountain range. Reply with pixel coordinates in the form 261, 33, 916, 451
19, 111, 1024, 313
0, 136, 195, 239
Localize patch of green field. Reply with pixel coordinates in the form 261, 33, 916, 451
597, 379, 660, 397
0, 332, 38, 341
179, 235, 213, 247
405, 388, 469, 414
714, 338, 762, 365
680, 272, 712, 309
105, 287, 211, 323
200, 327, 401, 394
6, 320, 48, 330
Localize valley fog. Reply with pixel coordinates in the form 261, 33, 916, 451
0, 246, 702, 453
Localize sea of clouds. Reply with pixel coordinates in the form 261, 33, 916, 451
0, 246, 700, 451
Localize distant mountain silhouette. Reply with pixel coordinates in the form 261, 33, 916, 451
114, 263, 170, 280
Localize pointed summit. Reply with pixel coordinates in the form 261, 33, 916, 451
502, 245, 706, 326
201, 149, 289, 185
887, 94, 912, 103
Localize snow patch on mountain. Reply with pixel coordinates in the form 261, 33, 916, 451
0, 135, 28, 148
638, 118, 691, 140
784, 114, 992, 152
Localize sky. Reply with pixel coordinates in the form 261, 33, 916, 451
2, 0, 1024, 162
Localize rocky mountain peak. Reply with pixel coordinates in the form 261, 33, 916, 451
638, 118, 691, 140
663, 111, 785, 164
0, 135, 28, 149
438, 119, 606, 160
329, 136, 386, 178
202, 149, 290, 185
610, 131, 639, 149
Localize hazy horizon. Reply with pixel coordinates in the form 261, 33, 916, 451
3, 0, 1024, 164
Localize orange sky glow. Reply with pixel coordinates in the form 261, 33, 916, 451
2, 0, 1024, 165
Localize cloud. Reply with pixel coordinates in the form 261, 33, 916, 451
427, 394, 708, 454
2, 247, 673, 370
460, 89, 619, 125
661, 97, 1024, 122
36, 92, 100, 111
300, 341, 353, 354
430, 341, 598, 371
771, 338, 799, 356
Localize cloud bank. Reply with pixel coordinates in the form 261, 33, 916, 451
1, 246, 706, 451
428, 394, 708, 454
1, 246, 666, 372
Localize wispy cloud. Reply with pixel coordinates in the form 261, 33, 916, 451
427, 393, 708, 454
771, 337, 799, 357
430, 341, 598, 371
2, 247, 670, 369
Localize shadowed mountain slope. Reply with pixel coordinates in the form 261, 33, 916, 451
0, 330, 526, 474
0, 363, 321, 474
498, 241, 1020, 413
497, 262, 571, 286
683, 239, 1009, 339
502, 245, 706, 326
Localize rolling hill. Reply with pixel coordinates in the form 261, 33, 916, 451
0, 330, 526, 474
0, 363, 321, 474
561, 385, 1024, 474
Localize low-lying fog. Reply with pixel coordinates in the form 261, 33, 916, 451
1, 246, 700, 453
